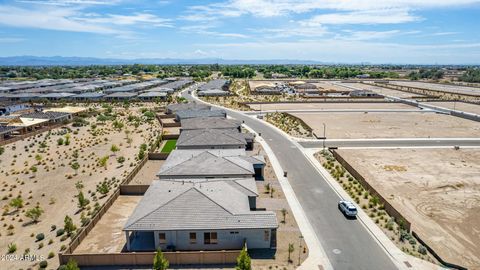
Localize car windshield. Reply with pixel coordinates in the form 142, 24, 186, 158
348, 207, 357, 211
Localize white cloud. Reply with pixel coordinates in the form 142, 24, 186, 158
186, 0, 480, 19
197, 39, 480, 64
303, 9, 421, 25
75, 13, 173, 27
0, 5, 172, 38
0, 5, 119, 34
181, 25, 249, 38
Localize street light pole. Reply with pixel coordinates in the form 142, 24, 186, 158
322, 123, 326, 150
298, 235, 304, 266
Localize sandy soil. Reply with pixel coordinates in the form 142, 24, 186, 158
74, 196, 141, 253
163, 126, 180, 135
0, 103, 161, 269
249, 142, 308, 270
335, 148, 480, 269
248, 102, 416, 111
292, 111, 480, 139
423, 101, 480, 115
389, 81, 480, 96
340, 83, 426, 98
129, 160, 164, 185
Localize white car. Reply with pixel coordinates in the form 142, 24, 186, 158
338, 200, 358, 218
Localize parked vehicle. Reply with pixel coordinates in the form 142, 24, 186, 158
338, 200, 357, 218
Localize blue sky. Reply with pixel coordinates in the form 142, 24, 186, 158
0, 0, 479, 64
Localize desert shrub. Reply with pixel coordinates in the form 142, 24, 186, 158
8, 243, 17, 253
56, 228, 65, 236
418, 245, 427, 255
39, 260, 48, 268
36, 233, 45, 241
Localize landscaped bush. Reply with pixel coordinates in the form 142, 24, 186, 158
56, 228, 65, 236
36, 233, 45, 241
39, 260, 48, 268
418, 245, 427, 255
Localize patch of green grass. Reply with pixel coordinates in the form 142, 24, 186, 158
161, 140, 177, 153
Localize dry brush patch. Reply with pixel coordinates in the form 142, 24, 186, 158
0, 103, 161, 269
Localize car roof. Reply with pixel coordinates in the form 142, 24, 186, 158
340, 200, 356, 207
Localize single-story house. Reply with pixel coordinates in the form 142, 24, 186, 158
105, 92, 138, 100
123, 179, 277, 252
180, 117, 241, 132
176, 128, 254, 150
175, 109, 226, 122
166, 103, 210, 115
39, 92, 76, 100
197, 89, 230, 96
137, 91, 168, 101
72, 92, 105, 101
0, 125, 22, 141
0, 103, 31, 116
20, 111, 71, 123
157, 149, 265, 180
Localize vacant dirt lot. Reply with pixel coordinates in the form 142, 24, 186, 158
248, 102, 416, 111
423, 101, 480, 115
74, 196, 141, 253
336, 148, 480, 269
0, 103, 161, 269
340, 82, 426, 98
292, 111, 480, 139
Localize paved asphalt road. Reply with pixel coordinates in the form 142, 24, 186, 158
299, 138, 480, 148
182, 91, 398, 270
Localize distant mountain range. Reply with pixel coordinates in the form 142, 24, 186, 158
0, 56, 328, 66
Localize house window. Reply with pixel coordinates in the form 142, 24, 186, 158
204, 232, 218, 244
189, 232, 197, 244
159, 233, 166, 244
230, 231, 239, 234
264, 230, 270, 241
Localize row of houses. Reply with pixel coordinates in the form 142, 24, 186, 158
123, 102, 278, 252
0, 106, 86, 141
197, 79, 231, 97
0, 79, 194, 102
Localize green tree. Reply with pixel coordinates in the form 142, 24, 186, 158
30, 165, 38, 177
98, 156, 109, 169
64, 134, 71, 145
281, 208, 288, 224
152, 249, 169, 270
110, 144, 120, 156
25, 206, 44, 223
0, 146, 5, 155
64, 215, 77, 236
288, 243, 294, 263
75, 181, 84, 191
236, 246, 251, 270
71, 162, 80, 175
9, 197, 24, 212
61, 259, 80, 270
97, 181, 110, 196
77, 191, 89, 209
57, 138, 64, 145
35, 154, 42, 164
